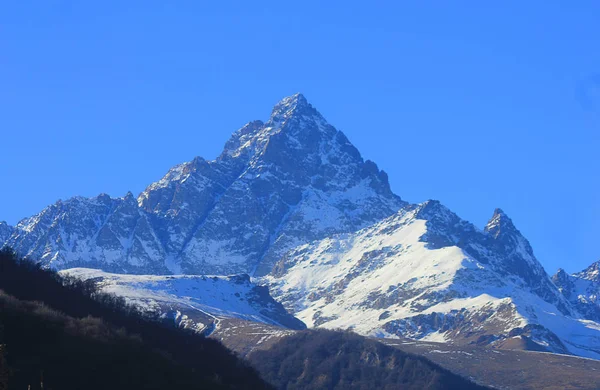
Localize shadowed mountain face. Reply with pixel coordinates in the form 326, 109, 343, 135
4, 94, 404, 276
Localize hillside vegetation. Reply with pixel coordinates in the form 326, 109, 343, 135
0, 249, 270, 390
249, 329, 489, 390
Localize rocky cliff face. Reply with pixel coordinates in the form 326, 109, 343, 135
553, 261, 600, 322
6, 194, 168, 274
4, 94, 404, 276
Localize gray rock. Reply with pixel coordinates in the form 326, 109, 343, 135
5, 94, 404, 275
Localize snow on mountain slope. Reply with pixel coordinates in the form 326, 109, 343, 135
7, 94, 403, 276
0, 221, 13, 246
138, 93, 404, 276
267, 202, 600, 359
60, 268, 305, 333
7, 193, 168, 274
553, 261, 600, 322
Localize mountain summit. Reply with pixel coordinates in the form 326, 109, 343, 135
5, 94, 404, 275
484, 208, 514, 238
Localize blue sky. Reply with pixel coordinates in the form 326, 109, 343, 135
1, 1, 598, 273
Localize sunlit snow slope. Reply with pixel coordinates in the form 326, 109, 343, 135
267, 202, 600, 359
61, 268, 305, 334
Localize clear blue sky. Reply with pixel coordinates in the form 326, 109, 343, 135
1, 1, 598, 274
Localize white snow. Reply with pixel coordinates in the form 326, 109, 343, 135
60, 268, 291, 328
267, 203, 600, 360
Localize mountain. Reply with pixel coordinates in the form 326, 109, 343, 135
3, 93, 600, 360
5, 94, 404, 276
60, 268, 306, 332
553, 260, 600, 321
266, 201, 600, 359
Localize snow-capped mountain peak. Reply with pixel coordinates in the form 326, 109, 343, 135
220, 93, 334, 166
267, 92, 325, 127
267, 201, 600, 358
270, 93, 309, 117
575, 260, 600, 282
8, 94, 404, 276
484, 208, 517, 239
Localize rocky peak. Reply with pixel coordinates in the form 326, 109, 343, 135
574, 260, 600, 282
553, 268, 569, 280
7, 93, 404, 276
483, 208, 536, 258
415, 200, 449, 220
413, 200, 479, 248
267, 93, 321, 125
552, 261, 600, 322
484, 208, 517, 239
123, 191, 136, 201
219, 93, 334, 165
551, 268, 574, 297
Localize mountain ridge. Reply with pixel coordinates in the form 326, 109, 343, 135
5, 93, 404, 277
266, 199, 600, 358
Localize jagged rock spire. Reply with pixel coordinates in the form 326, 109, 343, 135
485, 208, 514, 238
219, 93, 331, 161
268, 93, 322, 125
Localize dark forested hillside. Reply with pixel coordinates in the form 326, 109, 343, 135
0, 249, 271, 390
249, 329, 489, 390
